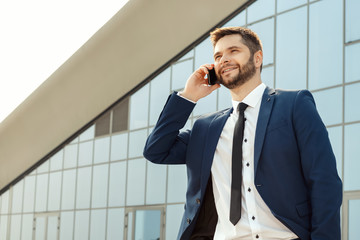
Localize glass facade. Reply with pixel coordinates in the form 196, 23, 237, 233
0, 0, 359, 239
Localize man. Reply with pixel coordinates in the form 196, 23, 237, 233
143, 27, 342, 240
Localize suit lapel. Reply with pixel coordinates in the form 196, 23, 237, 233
254, 87, 276, 176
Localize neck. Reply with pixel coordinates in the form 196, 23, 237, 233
229, 74, 262, 102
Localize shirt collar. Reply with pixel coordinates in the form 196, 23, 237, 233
231, 83, 266, 114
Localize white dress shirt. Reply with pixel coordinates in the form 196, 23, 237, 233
211, 83, 298, 240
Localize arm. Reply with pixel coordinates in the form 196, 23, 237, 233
293, 90, 342, 240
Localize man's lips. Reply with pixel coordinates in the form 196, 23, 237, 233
221, 66, 238, 74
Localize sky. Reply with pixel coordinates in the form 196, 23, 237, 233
0, 0, 129, 123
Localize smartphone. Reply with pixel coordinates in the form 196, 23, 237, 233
207, 68, 218, 85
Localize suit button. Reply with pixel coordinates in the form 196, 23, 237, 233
196, 198, 201, 204
256, 234, 259, 238
252, 216, 255, 220
186, 218, 191, 224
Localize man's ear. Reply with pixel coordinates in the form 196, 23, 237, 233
253, 50, 263, 69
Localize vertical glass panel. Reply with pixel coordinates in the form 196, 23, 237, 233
90, 210, 106, 240
74, 210, 89, 240
150, 68, 171, 126
110, 133, 128, 161
48, 172, 62, 211
0, 216, 7, 240
344, 123, 360, 190
61, 169, 76, 210
218, 87, 232, 111
91, 164, 109, 208
11, 180, 24, 214
222, 11, 246, 28
59, 211, 74, 240
247, 0, 275, 24
21, 214, 34, 240
345, 83, 360, 122
345, 43, 360, 83
277, 0, 306, 12
128, 129, 147, 158
166, 204, 184, 240
261, 66, 274, 88
134, 210, 161, 240
167, 165, 187, 203
76, 167, 92, 209
79, 125, 95, 142
179, 50, 194, 61
346, 0, 360, 42
127, 159, 146, 206
108, 162, 126, 207
35, 174, 48, 212
193, 91, 217, 116
47, 216, 58, 240
50, 150, 63, 171
10, 214, 21, 240
276, 7, 307, 90
78, 141, 93, 166
34, 216, 46, 240
349, 199, 360, 240
94, 137, 110, 164
312, 87, 342, 126
107, 208, 124, 240
194, 38, 213, 70
23, 176, 35, 213
327, 126, 343, 179
37, 161, 49, 174
309, 0, 343, 90
64, 144, 78, 169
127, 212, 133, 240
95, 112, 111, 137
0, 190, 9, 214
129, 84, 149, 130
171, 59, 193, 91
248, 18, 274, 66
112, 98, 129, 133
146, 162, 167, 204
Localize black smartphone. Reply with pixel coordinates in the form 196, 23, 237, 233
207, 68, 218, 85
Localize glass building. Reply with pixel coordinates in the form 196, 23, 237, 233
1, 0, 360, 239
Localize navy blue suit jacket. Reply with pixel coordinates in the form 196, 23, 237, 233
143, 87, 342, 240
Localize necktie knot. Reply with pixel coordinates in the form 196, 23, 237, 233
237, 102, 248, 115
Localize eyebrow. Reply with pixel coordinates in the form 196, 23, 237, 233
213, 46, 242, 58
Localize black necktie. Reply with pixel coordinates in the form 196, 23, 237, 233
230, 102, 248, 225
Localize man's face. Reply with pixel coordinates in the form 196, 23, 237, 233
213, 34, 256, 89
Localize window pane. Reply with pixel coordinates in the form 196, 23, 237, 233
64, 144, 78, 169
59, 211, 74, 240
95, 112, 110, 137
35, 174, 48, 212
194, 38, 213, 70
346, 0, 360, 42
21, 214, 33, 240
129, 84, 149, 130
90, 210, 106, 240
50, 150, 63, 171
0, 191, 9, 214
134, 210, 161, 240
76, 167, 92, 209
37, 161, 49, 174
108, 162, 126, 207
247, 0, 275, 24
23, 176, 35, 213
79, 125, 95, 142
277, 0, 306, 12
261, 66, 274, 89
193, 91, 217, 116
345, 43, 360, 83
327, 126, 343, 179
78, 141, 93, 166
345, 83, 360, 122
150, 68, 171, 126
34, 216, 46, 240
218, 87, 232, 111
110, 133, 128, 161
349, 199, 360, 240
61, 169, 76, 210
276, 7, 307, 90
167, 165, 187, 203
309, 0, 343, 90
94, 137, 110, 164
48, 172, 62, 211
222, 11, 245, 28
11, 180, 23, 214
0, 216, 7, 239
249, 18, 274, 66
74, 210, 89, 240
47, 216, 58, 240
107, 208, 124, 240
171, 59, 193, 91
344, 123, 360, 191
112, 98, 129, 133
146, 162, 167, 204
179, 50, 194, 61
91, 164, 109, 208
10, 214, 21, 240
128, 129, 147, 158
127, 159, 146, 206
312, 87, 342, 126
166, 204, 184, 240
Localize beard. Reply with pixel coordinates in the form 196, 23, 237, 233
217, 56, 256, 89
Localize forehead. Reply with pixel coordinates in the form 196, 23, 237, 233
213, 34, 248, 53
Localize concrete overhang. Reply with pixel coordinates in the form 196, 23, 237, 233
0, 0, 251, 192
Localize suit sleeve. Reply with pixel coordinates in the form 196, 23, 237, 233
143, 92, 196, 164
292, 90, 342, 240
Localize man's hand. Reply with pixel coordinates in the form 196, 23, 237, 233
180, 64, 221, 102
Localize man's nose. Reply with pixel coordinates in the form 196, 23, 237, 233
220, 54, 230, 65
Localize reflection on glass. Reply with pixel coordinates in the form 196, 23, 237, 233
47, 216, 58, 240
22, 214, 34, 240
60, 211, 74, 240
249, 18, 274, 66
90, 210, 106, 240
10, 215, 21, 240
194, 38, 213, 70
222, 11, 245, 28
35, 174, 48, 212
94, 137, 110, 164
134, 210, 161, 240
261, 66, 274, 89
345, 0, 360, 42
48, 172, 62, 211
166, 204, 184, 240
193, 91, 217, 116
312, 87, 342, 126
35, 216, 46, 240
74, 210, 90, 240
345, 83, 360, 122
327, 126, 342, 179
276, 7, 307, 90
50, 150, 63, 171
345, 43, 360, 83
91, 164, 109, 208
344, 123, 360, 191
76, 167, 92, 209
108, 162, 126, 207
11, 180, 23, 213
107, 208, 125, 240
277, 0, 306, 12
247, 0, 275, 24
146, 162, 167, 204
172, 59, 193, 91
78, 141, 93, 166
349, 199, 360, 240
61, 169, 76, 210
64, 144, 78, 169
23, 176, 35, 213
127, 159, 146, 206
129, 129, 147, 158
130, 84, 149, 130
309, 0, 343, 90
167, 165, 187, 203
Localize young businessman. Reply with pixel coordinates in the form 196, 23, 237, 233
143, 27, 342, 240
